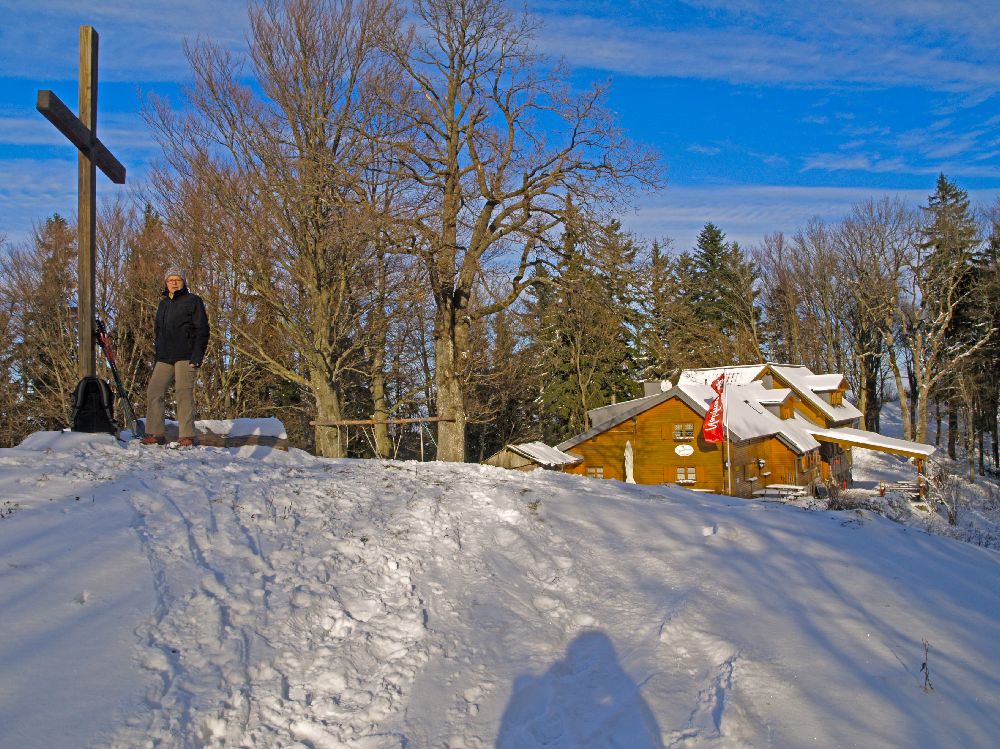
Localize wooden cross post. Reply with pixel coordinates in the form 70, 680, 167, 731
36, 26, 126, 379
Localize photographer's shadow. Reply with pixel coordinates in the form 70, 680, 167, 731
496, 630, 664, 748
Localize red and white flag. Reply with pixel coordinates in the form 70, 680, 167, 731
702, 374, 726, 443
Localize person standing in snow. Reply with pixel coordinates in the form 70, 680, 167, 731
142, 267, 210, 446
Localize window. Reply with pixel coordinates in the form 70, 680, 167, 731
673, 423, 695, 441
675, 466, 696, 484
586, 467, 605, 479
831, 391, 843, 406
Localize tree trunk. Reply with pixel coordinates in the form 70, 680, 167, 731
916, 381, 930, 445
979, 428, 985, 476
967, 403, 975, 483
885, 343, 911, 441
992, 417, 999, 471
908, 361, 919, 441
434, 307, 468, 462
948, 406, 958, 459
312, 371, 346, 458
934, 400, 942, 447
371, 367, 392, 459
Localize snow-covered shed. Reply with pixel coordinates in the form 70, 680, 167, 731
483, 441, 583, 472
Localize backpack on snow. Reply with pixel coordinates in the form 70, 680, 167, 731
71, 376, 117, 434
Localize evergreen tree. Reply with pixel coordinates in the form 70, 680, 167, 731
690, 223, 763, 364
531, 214, 642, 442
640, 244, 715, 376
5, 215, 79, 434
922, 174, 982, 457
967, 206, 1000, 471
903, 174, 988, 445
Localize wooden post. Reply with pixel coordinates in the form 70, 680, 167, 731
78, 26, 98, 378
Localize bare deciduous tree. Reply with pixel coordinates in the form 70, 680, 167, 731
146, 0, 401, 457
381, 0, 661, 460
837, 198, 916, 434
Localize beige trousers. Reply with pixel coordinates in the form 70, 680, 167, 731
146, 360, 197, 439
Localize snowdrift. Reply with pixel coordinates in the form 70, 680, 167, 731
1, 432, 998, 748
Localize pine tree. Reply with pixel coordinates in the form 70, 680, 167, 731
690, 223, 763, 364
532, 215, 642, 442
6, 215, 79, 433
903, 174, 988, 445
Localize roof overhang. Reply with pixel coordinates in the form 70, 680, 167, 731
805, 426, 936, 460
508, 441, 583, 467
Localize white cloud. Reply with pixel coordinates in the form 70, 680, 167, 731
0, 1, 249, 82
622, 183, 1000, 252
0, 157, 134, 246
0, 112, 157, 152
801, 153, 909, 174
687, 144, 722, 155
532, 3, 1000, 93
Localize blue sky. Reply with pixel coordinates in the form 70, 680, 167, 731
1, 0, 999, 253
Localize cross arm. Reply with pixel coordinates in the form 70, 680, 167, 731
37, 90, 126, 184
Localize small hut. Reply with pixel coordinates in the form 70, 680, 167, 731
483, 441, 582, 472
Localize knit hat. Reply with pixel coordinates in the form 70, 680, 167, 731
164, 267, 187, 284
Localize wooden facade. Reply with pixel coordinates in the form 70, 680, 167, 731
561, 395, 820, 497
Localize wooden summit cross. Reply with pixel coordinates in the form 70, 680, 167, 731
36, 26, 126, 379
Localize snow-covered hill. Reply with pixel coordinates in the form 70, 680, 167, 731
1, 432, 998, 748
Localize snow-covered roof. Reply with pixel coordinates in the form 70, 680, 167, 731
677, 365, 766, 387
754, 387, 793, 405
508, 441, 583, 467
802, 374, 845, 392
676, 364, 862, 426
803, 425, 936, 458
674, 382, 820, 454
768, 365, 862, 425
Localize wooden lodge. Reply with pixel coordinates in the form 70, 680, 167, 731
489, 364, 935, 499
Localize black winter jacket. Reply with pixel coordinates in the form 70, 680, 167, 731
155, 286, 210, 366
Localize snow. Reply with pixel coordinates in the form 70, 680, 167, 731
768, 364, 863, 424
806, 424, 937, 457
197, 417, 288, 439
1, 423, 999, 748
508, 442, 582, 468
678, 364, 864, 425
135, 417, 289, 439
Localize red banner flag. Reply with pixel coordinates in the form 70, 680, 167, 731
702, 375, 725, 443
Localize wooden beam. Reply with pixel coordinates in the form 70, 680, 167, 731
311, 417, 456, 426
36, 90, 126, 184
77, 26, 98, 379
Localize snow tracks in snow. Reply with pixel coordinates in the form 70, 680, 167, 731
104, 449, 431, 748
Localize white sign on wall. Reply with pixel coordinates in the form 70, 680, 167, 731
674, 444, 694, 457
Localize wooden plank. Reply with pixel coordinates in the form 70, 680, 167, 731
36, 90, 126, 184
311, 417, 455, 426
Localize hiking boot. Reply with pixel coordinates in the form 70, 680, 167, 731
177, 437, 196, 447
141, 435, 165, 445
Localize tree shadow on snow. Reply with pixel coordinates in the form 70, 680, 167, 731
496, 630, 664, 749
